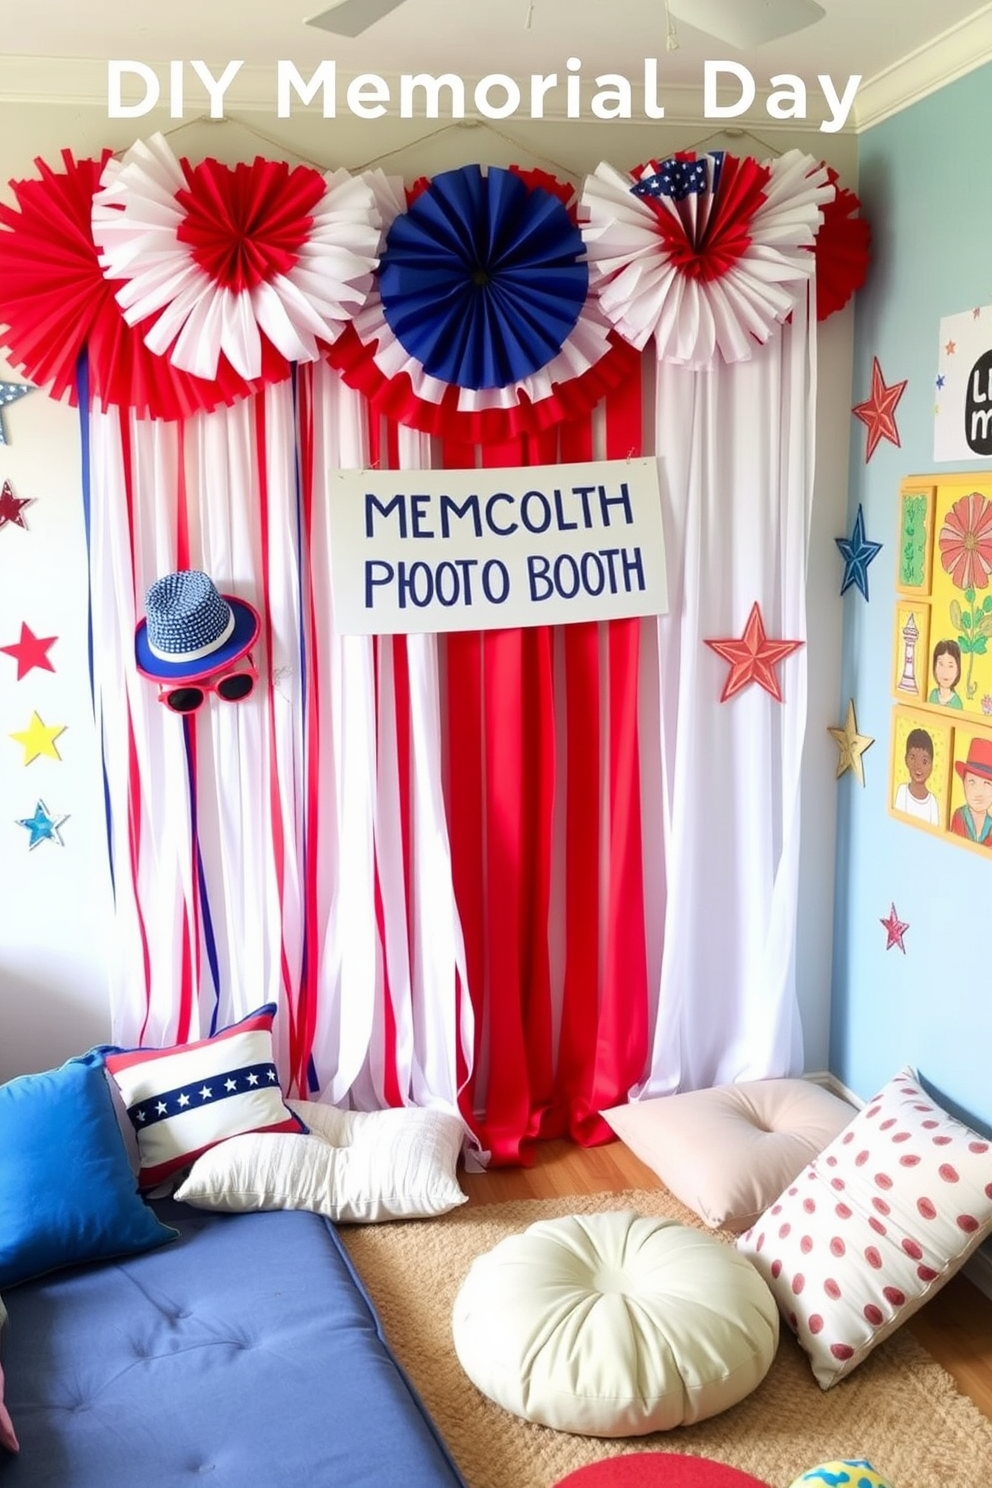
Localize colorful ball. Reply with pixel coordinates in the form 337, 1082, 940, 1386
788, 1464, 895, 1488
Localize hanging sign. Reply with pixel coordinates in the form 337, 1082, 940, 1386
934, 304, 992, 462
327, 458, 668, 635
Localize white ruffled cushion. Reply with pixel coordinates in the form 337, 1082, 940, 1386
452, 1211, 778, 1436
175, 1103, 467, 1223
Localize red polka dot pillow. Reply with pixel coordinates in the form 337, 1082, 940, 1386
735, 1067, 992, 1388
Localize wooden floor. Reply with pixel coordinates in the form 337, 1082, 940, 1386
460, 1137, 992, 1422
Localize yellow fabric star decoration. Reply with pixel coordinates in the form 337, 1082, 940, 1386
9, 710, 66, 765
828, 698, 873, 787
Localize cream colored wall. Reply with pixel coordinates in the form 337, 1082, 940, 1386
0, 98, 856, 1078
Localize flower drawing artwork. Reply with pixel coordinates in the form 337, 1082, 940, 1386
939, 490, 992, 592
938, 490, 992, 699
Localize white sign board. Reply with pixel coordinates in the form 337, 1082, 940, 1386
934, 304, 992, 462
327, 459, 668, 635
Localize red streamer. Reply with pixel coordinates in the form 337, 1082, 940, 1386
254, 396, 302, 1085
296, 366, 323, 1097
554, 415, 602, 1140
575, 371, 650, 1142
118, 411, 155, 1045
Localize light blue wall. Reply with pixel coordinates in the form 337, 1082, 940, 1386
831, 63, 992, 1133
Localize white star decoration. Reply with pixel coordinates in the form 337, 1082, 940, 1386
198, 1085, 213, 1100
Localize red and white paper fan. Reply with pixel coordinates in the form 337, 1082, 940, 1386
580, 148, 834, 370
92, 132, 381, 383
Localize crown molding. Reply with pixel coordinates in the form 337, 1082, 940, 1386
853, 3, 992, 131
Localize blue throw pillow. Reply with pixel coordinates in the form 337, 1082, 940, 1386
0, 1053, 175, 1289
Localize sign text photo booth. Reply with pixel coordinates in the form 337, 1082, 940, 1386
328, 458, 668, 634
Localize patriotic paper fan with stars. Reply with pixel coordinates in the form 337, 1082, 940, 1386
580, 149, 834, 370
326, 163, 635, 445
92, 133, 381, 383
0, 150, 262, 420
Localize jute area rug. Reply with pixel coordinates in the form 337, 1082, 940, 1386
339, 1187, 992, 1488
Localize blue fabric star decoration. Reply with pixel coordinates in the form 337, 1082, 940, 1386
835, 503, 883, 600
0, 381, 35, 444
16, 798, 69, 849
633, 157, 708, 203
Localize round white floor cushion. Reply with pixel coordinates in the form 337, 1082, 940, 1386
451, 1211, 779, 1437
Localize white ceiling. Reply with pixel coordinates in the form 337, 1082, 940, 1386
3, 0, 992, 128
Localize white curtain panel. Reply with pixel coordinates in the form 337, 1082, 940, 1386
88, 368, 473, 1123
639, 296, 816, 1097
88, 296, 814, 1122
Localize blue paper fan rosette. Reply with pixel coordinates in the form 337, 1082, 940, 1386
378, 165, 589, 392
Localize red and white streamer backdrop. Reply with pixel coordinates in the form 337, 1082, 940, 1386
0, 137, 850, 1163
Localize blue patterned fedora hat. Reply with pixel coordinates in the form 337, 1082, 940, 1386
135, 570, 260, 682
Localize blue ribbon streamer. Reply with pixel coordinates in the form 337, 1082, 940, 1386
76, 351, 116, 901
181, 717, 222, 1034
379, 165, 588, 391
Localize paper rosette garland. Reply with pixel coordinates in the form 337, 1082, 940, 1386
91, 132, 381, 382
0, 137, 869, 427
0, 150, 262, 420
580, 149, 835, 370
325, 163, 636, 444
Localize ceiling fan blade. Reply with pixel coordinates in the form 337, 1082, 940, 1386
666, 0, 826, 48
305, 0, 409, 37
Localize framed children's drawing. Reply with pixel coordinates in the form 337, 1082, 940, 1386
895, 483, 936, 595
888, 705, 951, 836
891, 599, 931, 703
890, 474, 992, 852
947, 727, 992, 854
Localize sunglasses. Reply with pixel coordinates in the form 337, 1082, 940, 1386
157, 655, 258, 714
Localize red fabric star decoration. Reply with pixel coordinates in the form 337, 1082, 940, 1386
880, 902, 909, 953
0, 622, 57, 680
704, 601, 804, 702
0, 479, 31, 530
852, 356, 907, 461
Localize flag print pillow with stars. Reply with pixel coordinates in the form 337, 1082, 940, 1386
103, 1005, 306, 1190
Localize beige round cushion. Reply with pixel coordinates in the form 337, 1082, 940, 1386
451, 1211, 779, 1437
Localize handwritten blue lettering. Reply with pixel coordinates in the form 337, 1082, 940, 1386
527, 547, 645, 601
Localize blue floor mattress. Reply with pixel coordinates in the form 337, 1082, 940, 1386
0, 1199, 467, 1487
